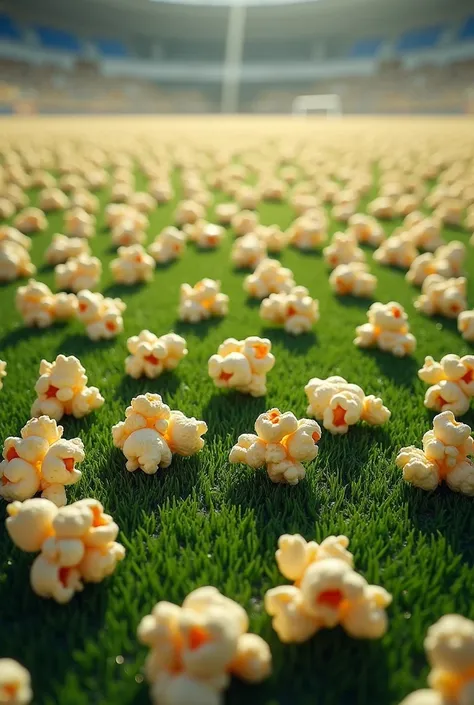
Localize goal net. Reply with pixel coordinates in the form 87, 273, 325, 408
292, 93, 342, 117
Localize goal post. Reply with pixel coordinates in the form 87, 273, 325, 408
292, 93, 342, 117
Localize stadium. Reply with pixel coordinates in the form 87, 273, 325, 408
0, 0, 474, 704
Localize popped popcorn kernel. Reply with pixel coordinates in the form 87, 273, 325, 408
329, 262, 377, 298
458, 310, 474, 343
260, 286, 319, 335
125, 330, 187, 378
415, 275, 467, 319
64, 207, 95, 239
407, 241, 466, 287
148, 227, 186, 264
174, 200, 205, 226
137, 586, 271, 705
45, 234, 90, 266
215, 202, 238, 225
14, 207, 47, 234
418, 354, 474, 416
110, 244, 155, 284
76, 290, 126, 340
186, 221, 224, 249
244, 258, 295, 299
0, 360, 6, 391
0, 240, 35, 283
288, 212, 327, 250
5, 497, 125, 603
55, 254, 102, 292
31, 354, 104, 421
16, 279, 77, 328
232, 233, 267, 270
231, 209, 259, 237
408, 217, 444, 253
305, 376, 390, 434
0, 416, 84, 506
323, 232, 365, 270
354, 301, 416, 357
265, 534, 391, 642
111, 215, 147, 248
256, 224, 288, 253
0, 659, 32, 704
348, 213, 384, 248
39, 188, 69, 212
112, 393, 206, 474
209, 336, 275, 397
179, 279, 229, 323
373, 230, 419, 270
396, 411, 474, 495
0, 226, 31, 251
367, 196, 395, 220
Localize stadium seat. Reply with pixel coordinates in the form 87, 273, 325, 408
396, 25, 443, 52
35, 25, 81, 52
95, 39, 128, 58
348, 38, 383, 59
458, 15, 474, 41
0, 13, 21, 41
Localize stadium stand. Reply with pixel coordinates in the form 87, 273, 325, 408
396, 25, 444, 52
35, 26, 82, 52
0, 13, 21, 41
348, 38, 384, 59
95, 39, 129, 58
458, 15, 474, 41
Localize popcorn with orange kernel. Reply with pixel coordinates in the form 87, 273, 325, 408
414, 275, 467, 319
418, 354, 474, 416
458, 310, 474, 343
185, 221, 225, 249
179, 278, 229, 323
0, 226, 31, 251
304, 376, 390, 435
434, 198, 465, 227
0, 415, 84, 506
208, 336, 275, 397
137, 586, 271, 705
45, 234, 90, 266
355, 301, 416, 357
148, 226, 186, 263
112, 393, 207, 474
38, 188, 69, 212
64, 207, 95, 239
70, 189, 100, 214
406, 241, 466, 287
288, 213, 327, 250
229, 408, 321, 484
236, 185, 260, 209
367, 196, 395, 220
260, 286, 319, 335
244, 258, 295, 299
0, 659, 32, 704
149, 179, 173, 204
0, 240, 36, 282
231, 209, 259, 237
128, 191, 156, 214
55, 253, 102, 292
323, 232, 365, 270
329, 262, 377, 298
347, 213, 385, 248
5, 497, 125, 603
265, 533, 391, 642
13, 207, 47, 234
0, 197, 15, 220
31, 354, 104, 421
215, 202, 238, 225
396, 411, 474, 495
0, 360, 5, 391
110, 244, 155, 284
76, 290, 126, 341
373, 231, 419, 270
16, 280, 77, 328
125, 330, 187, 379
111, 216, 147, 248
395, 193, 421, 217
232, 233, 267, 270
174, 199, 205, 226
256, 224, 288, 253
408, 218, 444, 252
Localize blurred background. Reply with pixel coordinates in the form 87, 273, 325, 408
0, 0, 473, 116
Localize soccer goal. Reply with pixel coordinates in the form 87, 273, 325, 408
292, 93, 342, 117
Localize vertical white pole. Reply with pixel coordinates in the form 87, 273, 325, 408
221, 2, 247, 113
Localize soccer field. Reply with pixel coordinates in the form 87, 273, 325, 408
1, 116, 474, 705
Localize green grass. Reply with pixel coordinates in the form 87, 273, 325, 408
1, 146, 474, 705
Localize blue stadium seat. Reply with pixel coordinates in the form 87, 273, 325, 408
36, 25, 81, 52
396, 25, 443, 52
0, 13, 21, 41
95, 39, 128, 58
458, 16, 474, 41
348, 38, 383, 58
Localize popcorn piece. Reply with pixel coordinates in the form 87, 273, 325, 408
232, 233, 267, 270
329, 262, 377, 298
434, 199, 464, 227
215, 202, 238, 225
260, 286, 319, 335
396, 411, 474, 494
414, 276, 467, 319
209, 336, 275, 397
149, 179, 173, 204
355, 301, 416, 357
13, 208, 47, 234
111, 216, 147, 248
0, 197, 15, 220
0, 416, 84, 506
0, 360, 5, 391
418, 354, 474, 416
16, 280, 77, 328
231, 209, 259, 237
76, 290, 126, 340
373, 231, 419, 270
186, 222, 224, 249
179, 279, 229, 323
55, 254, 102, 292
367, 196, 394, 220
288, 213, 327, 250
69, 189, 99, 214
137, 586, 271, 705
265, 534, 391, 642
110, 245, 155, 284
112, 393, 206, 474
237, 185, 260, 209
229, 408, 321, 484
0, 226, 31, 251
0, 242, 36, 282
323, 232, 365, 270
256, 224, 287, 253
407, 241, 466, 286
6, 497, 125, 603
39, 188, 69, 212
305, 376, 390, 434
175, 200, 205, 226
458, 310, 474, 343
125, 330, 187, 378
409, 218, 444, 253
31, 354, 104, 421
0, 659, 32, 704
128, 191, 156, 214
45, 234, 90, 266
148, 227, 186, 264
348, 213, 384, 248
64, 207, 95, 239
399, 615, 474, 705
244, 258, 295, 299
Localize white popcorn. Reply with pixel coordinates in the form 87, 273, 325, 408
288, 212, 327, 250
255, 224, 288, 253
148, 227, 186, 263
323, 232, 365, 270
407, 241, 466, 286
244, 258, 295, 299
76, 290, 126, 340
231, 209, 259, 237
209, 336, 275, 397
0, 360, 6, 391
414, 275, 467, 318
458, 310, 474, 343
260, 286, 319, 335
0, 659, 32, 704
215, 202, 238, 225
354, 301, 416, 357
14, 207, 47, 234
373, 230, 419, 270
55, 254, 102, 292
329, 262, 377, 298
418, 354, 474, 416
408, 218, 444, 252
347, 214, 384, 248
110, 245, 155, 284
125, 330, 187, 378
45, 234, 90, 266
16, 280, 77, 328
232, 233, 267, 270
175, 200, 205, 226
64, 207, 95, 239
186, 222, 224, 249
38, 188, 69, 212
367, 196, 394, 220
179, 279, 229, 322
0, 241, 36, 282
